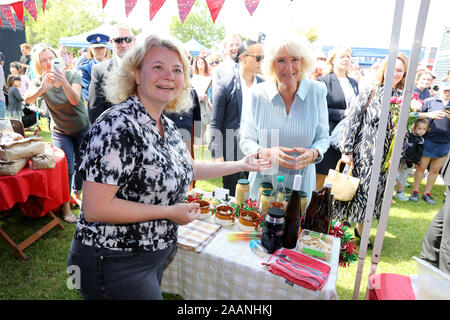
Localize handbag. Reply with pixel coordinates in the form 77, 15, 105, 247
327, 160, 360, 201
329, 87, 376, 151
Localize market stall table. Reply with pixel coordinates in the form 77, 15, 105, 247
161, 215, 341, 300
0, 147, 69, 259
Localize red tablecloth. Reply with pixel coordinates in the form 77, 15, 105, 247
0, 147, 70, 217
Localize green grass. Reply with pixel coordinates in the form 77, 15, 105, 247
0, 117, 444, 300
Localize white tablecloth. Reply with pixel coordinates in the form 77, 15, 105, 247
161, 214, 341, 300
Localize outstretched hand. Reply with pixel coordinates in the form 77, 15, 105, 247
240, 153, 271, 172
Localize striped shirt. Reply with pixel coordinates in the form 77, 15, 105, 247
240, 79, 330, 200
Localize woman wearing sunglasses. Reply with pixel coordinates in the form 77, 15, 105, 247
240, 34, 330, 201
209, 40, 265, 196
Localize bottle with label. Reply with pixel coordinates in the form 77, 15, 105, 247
282, 174, 303, 249
261, 207, 286, 254
314, 181, 333, 234
259, 189, 272, 215
270, 176, 286, 209
302, 191, 323, 231
235, 179, 250, 203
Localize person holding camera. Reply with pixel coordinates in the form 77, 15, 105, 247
410, 76, 450, 204
24, 44, 89, 223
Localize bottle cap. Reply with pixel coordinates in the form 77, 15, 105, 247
267, 207, 285, 218
277, 176, 285, 182
260, 182, 273, 189
324, 180, 333, 188
292, 174, 302, 191
262, 189, 272, 196
237, 179, 249, 185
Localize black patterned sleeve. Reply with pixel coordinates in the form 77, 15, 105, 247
78, 114, 140, 186
339, 86, 374, 155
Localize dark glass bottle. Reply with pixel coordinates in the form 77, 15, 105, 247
312, 181, 333, 234
282, 174, 302, 249
261, 207, 286, 254
303, 191, 320, 231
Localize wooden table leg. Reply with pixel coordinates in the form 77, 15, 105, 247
0, 210, 65, 259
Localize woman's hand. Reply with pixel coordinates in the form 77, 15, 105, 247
47, 68, 66, 88
426, 110, 447, 120
239, 152, 271, 172
40, 72, 54, 92
260, 147, 297, 170
292, 148, 317, 170
199, 94, 209, 103
168, 203, 200, 225
341, 153, 354, 166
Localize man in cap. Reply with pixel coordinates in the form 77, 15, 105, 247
88, 25, 135, 124
77, 33, 110, 106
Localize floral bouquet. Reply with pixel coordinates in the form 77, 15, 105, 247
382, 95, 420, 171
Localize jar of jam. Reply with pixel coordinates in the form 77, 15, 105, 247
259, 189, 272, 215
258, 182, 272, 203
261, 207, 286, 254
235, 179, 250, 203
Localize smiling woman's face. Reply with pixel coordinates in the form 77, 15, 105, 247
135, 46, 185, 109
273, 47, 302, 87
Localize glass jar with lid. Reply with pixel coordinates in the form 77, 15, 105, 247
261, 207, 286, 254
235, 179, 250, 203
258, 182, 273, 203
259, 189, 272, 215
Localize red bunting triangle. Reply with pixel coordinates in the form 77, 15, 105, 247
125, 0, 138, 17
24, 0, 38, 22
244, 0, 260, 16
0, 16, 3, 29
102, 0, 108, 9
177, 0, 196, 23
206, 0, 224, 23
42, 0, 47, 13
149, 0, 166, 21
0, 5, 16, 31
10, 1, 24, 24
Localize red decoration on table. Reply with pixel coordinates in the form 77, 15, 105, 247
206, 0, 225, 22
244, 0, 260, 16
24, 0, 38, 22
177, 0, 196, 23
150, 0, 166, 20
0, 5, 16, 30
329, 220, 358, 268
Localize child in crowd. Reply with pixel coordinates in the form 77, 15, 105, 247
395, 118, 429, 201
6, 75, 24, 121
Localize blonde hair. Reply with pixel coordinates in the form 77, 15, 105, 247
324, 45, 352, 75
103, 34, 192, 113
31, 44, 60, 76
375, 52, 409, 90
262, 34, 314, 83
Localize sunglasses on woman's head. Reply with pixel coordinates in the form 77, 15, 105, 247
245, 54, 264, 62
113, 36, 134, 44
211, 60, 220, 65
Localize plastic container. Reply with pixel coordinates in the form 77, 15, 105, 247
249, 240, 268, 258
412, 256, 450, 300
296, 229, 333, 263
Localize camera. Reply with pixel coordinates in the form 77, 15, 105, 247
51, 59, 63, 73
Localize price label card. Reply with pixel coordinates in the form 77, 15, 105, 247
213, 187, 229, 201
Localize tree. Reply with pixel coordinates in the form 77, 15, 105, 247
169, 1, 225, 49
24, 0, 103, 48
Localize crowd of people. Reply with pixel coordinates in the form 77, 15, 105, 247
0, 24, 449, 299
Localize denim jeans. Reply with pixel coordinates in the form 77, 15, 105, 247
0, 101, 6, 118
51, 125, 89, 193
67, 238, 177, 300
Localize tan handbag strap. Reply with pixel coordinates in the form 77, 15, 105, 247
336, 159, 354, 176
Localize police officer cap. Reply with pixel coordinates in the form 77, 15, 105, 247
86, 33, 110, 48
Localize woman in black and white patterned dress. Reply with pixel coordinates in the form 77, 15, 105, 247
67, 34, 270, 300
333, 52, 409, 246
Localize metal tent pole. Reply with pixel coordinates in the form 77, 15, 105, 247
364, 0, 431, 300
352, 0, 405, 300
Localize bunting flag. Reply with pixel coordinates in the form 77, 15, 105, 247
0, 15, 3, 29
0, 4, 16, 31
244, 0, 260, 16
24, 0, 38, 22
177, 0, 196, 23
102, 0, 108, 9
10, 1, 23, 23
42, 0, 47, 13
149, 0, 166, 20
206, 0, 224, 23
125, 0, 137, 17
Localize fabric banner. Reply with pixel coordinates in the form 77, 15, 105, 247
42, 0, 46, 13
24, 0, 37, 21
177, 0, 195, 23
10, 0, 23, 23
0, 4, 16, 30
125, 0, 137, 17
149, 0, 165, 20
206, 0, 224, 23
102, 0, 108, 9
244, 0, 259, 16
